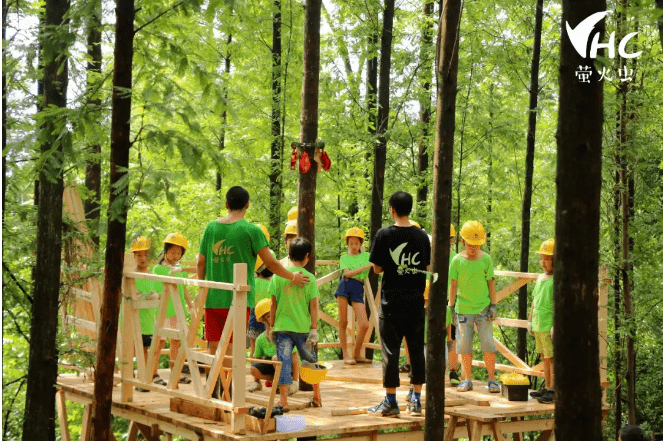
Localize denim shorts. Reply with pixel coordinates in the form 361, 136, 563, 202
334, 278, 365, 305
456, 309, 496, 354
252, 362, 276, 376
274, 331, 317, 386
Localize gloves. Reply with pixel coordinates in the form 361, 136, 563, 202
487, 304, 497, 320
268, 329, 276, 344
527, 321, 533, 335
447, 339, 455, 353
306, 328, 319, 349
169, 266, 183, 275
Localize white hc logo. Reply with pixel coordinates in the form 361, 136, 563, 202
566, 11, 642, 59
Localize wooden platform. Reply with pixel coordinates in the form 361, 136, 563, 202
57, 359, 557, 441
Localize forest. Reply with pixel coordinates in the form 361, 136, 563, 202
2, 0, 663, 439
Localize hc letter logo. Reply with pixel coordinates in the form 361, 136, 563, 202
566, 11, 642, 59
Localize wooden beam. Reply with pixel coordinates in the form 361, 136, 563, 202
231, 263, 247, 435
494, 271, 539, 279
56, 389, 70, 441
494, 339, 530, 369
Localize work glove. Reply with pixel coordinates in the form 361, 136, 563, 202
527, 321, 533, 335
487, 304, 497, 321
169, 266, 184, 275
268, 329, 276, 344
306, 328, 319, 350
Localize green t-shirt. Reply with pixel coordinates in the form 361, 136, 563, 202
152, 264, 189, 319
254, 277, 271, 306
253, 332, 296, 359
135, 277, 156, 335
531, 274, 554, 332
340, 252, 370, 281
449, 253, 495, 315
269, 267, 319, 333
199, 219, 268, 308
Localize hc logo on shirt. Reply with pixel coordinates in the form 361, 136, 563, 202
389, 243, 420, 267
212, 239, 234, 256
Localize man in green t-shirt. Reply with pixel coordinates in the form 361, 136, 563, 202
197, 186, 311, 361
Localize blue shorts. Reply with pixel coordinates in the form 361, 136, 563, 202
275, 332, 317, 386
334, 278, 365, 305
247, 308, 266, 339
252, 362, 276, 377
456, 307, 496, 354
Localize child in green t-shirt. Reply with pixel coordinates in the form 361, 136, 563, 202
248, 298, 299, 395
334, 227, 372, 365
128, 236, 162, 389
247, 224, 273, 357
269, 238, 321, 409
152, 232, 196, 385
448, 221, 499, 393
528, 238, 555, 403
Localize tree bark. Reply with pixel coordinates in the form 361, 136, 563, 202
216, 34, 232, 192
656, 0, 663, 46
517, 0, 544, 362
425, 0, 461, 439
297, 0, 321, 276
22, 0, 69, 438
416, 1, 434, 220
90, 0, 134, 438
269, 0, 283, 252
553, 0, 605, 439
84, 0, 103, 246
365, 13, 379, 296
369, 0, 394, 255
613, 168, 623, 436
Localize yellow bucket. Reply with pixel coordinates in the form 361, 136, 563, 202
299, 362, 331, 385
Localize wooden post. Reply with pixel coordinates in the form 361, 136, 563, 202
231, 263, 247, 434
56, 389, 70, 441
120, 276, 134, 402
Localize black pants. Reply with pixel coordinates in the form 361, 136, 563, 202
380, 310, 426, 389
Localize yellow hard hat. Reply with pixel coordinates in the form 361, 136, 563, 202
255, 249, 275, 271
256, 223, 270, 242
163, 232, 187, 252
537, 238, 555, 255
287, 206, 298, 222
300, 362, 331, 385
344, 227, 365, 242
283, 220, 298, 237
130, 236, 152, 252
450, 224, 456, 237
423, 279, 430, 300
409, 220, 421, 229
460, 221, 486, 245
255, 298, 271, 322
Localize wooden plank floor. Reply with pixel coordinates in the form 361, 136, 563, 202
57, 360, 556, 441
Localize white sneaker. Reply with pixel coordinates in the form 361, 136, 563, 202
288, 383, 299, 396
247, 381, 262, 392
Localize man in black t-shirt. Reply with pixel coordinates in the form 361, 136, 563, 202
367, 191, 431, 417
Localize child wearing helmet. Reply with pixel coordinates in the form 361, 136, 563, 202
448, 220, 499, 394
128, 236, 161, 389
152, 232, 196, 385
528, 238, 555, 403
247, 298, 299, 395
334, 227, 372, 365
247, 224, 274, 357
279, 220, 298, 267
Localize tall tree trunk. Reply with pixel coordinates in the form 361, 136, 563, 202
369, 0, 394, 257
455, 63, 473, 254
365, 14, 379, 297
297, 0, 321, 276
416, 0, 434, 220
22, 0, 69, 438
553, 0, 605, 439
425, 0, 461, 438
84, 0, 103, 246
90, 0, 134, 438
517, 0, 544, 362
613, 167, 623, 435
216, 34, 232, 192
656, 0, 663, 46
269, 0, 283, 252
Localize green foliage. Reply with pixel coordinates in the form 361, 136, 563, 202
2, 0, 661, 437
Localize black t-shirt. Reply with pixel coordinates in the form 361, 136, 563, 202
369, 225, 431, 316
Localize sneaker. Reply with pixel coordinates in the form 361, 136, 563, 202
488, 380, 500, 393
530, 387, 547, 398
368, 398, 400, 417
457, 380, 473, 392
537, 390, 555, 404
247, 381, 262, 392
449, 370, 461, 386
406, 399, 422, 416
405, 387, 414, 402
288, 383, 299, 396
